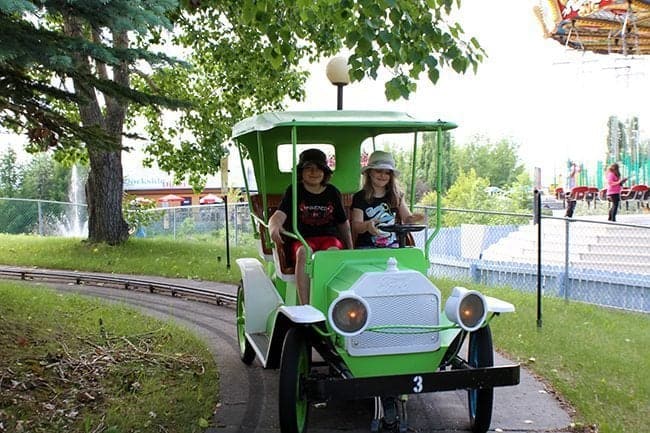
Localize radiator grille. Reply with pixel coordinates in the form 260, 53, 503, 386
345, 293, 440, 356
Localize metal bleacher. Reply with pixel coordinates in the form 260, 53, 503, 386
480, 216, 650, 275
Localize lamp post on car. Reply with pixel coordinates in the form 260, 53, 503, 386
326, 56, 350, 110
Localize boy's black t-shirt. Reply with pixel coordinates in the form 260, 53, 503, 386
278, 183, 347, 238
351, 191, 398, 248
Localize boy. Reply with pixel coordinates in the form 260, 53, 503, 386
269, 148, 353, 304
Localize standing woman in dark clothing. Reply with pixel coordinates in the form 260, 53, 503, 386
605, 163, 627, 222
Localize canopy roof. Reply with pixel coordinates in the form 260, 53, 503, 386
231, 110, 457, 195
232, 110, 456, 140
157, 194, 184, 202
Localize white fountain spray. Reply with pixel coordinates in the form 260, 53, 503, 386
60, 164, 88, 237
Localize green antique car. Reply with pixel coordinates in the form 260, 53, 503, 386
233, 110, 519, 433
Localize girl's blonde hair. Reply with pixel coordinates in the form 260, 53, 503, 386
361, 168, 403, 208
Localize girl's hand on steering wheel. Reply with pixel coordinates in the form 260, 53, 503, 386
366, 219, 380, 236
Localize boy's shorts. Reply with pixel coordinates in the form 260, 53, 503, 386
290, 236, 343, 258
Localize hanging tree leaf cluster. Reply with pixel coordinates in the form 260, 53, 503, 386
140, 0, 486, 190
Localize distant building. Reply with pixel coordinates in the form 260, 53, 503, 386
123, 146, 256, 206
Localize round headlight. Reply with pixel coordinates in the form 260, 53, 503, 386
458, 293, 486, 330
328, 295, 370, 337
444, 287, 487, 332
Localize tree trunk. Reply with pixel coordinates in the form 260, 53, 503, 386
64, 17, 129, 244
86, 148, 128, 244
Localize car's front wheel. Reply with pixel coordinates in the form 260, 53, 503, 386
279, 327, 311, 433
236, 283, 255, 365
467, 325, 494, 433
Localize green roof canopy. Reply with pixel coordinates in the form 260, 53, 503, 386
232, 110, 457, 195
232, 110, 457, 140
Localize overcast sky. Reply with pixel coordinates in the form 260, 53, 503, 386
288, 0, 650, 184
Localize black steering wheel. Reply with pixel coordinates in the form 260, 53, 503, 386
376, 224, 426, 248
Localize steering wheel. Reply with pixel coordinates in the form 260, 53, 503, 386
376, 224, 426, 248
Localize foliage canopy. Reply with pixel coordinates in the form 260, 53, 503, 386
139, 0, 486, 188
2, 0, 485, 243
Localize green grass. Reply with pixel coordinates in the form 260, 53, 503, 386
0, 234, 257, 284
433, 280, 650, 433
0, 280, 219, 433
1, 234, 649, 432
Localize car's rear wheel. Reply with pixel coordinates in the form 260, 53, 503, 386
236, 283, 255, 365
279, 327, 311, 433
467, 325, 494, 433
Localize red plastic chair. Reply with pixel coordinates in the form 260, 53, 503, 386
564, 186, 589, 217
622, 185, 649, 210
568, 186, 589, 201
599, 188, 608, 201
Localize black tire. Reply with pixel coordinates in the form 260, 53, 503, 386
467, 325, 494, 433
236, 283, 255, 365
279, 327, 311, 433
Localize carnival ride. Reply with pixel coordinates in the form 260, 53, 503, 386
535, 0, 650, 55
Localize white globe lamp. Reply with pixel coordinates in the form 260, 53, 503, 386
326, 56, 351, 110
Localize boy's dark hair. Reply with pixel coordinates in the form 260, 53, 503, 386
297, 149, 332, 185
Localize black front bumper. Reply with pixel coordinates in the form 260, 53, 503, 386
305, 364, 520, 401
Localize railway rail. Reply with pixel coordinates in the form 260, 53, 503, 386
0, 266, 237, 305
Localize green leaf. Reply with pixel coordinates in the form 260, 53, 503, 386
385, 78, 401, 100
427, 67, 440, 84
384, 53, 396, 67
198, 418, 209, 428
357, 37, 372, 53
352, 68, 365, 81
451, 57, 465, 73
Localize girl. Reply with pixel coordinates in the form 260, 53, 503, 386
351, 150, 424, 248
605, 162, 627, 222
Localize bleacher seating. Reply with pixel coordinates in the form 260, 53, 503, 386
480, 216, 650, 274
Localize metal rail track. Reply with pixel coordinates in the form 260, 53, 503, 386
0, 267, 237, 306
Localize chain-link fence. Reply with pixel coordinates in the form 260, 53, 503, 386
2, 197, 648, 312
0, 198, 88, 236
0, 198, 254, 244
417, 205, 650, 313
132, 203, 255, 248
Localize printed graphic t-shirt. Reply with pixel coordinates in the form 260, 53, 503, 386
351, 191, 398, 248
278, 183, 347, 238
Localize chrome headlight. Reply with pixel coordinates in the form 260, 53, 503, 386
328, 293, 370, 337
444, 286, 487, 332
